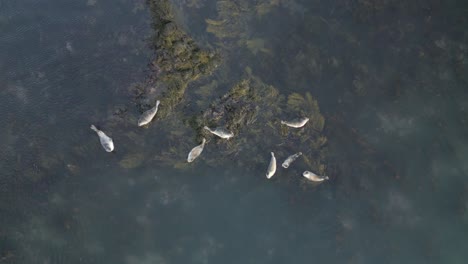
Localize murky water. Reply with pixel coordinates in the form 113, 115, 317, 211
1, 0, 468, 263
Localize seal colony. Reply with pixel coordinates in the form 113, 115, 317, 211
89, 0, 329, 185
90, 105, 329, 183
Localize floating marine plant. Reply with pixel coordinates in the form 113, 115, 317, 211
205, 1, 251, 41
280, 43, 323, 89
59, 0, 221, 172
134, 0, 220, 119
198, 74, 282, 135
73, 0, 329, 178
242, 38, 272, 55
119, 152, 146, 169
286, 92, 325, 132
205, 0, 279, 52
176, 70, 329, 176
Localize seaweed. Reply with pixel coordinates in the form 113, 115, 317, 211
50, 0, 330, 178
119, 153, 146, 169
134, 0, 220, 119
206, 9, 245, 40
179, 70, 329, 175
205, 0, 277, 51
286, 92, 325, 132
243, 38, 272, 55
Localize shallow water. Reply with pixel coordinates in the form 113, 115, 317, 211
1, 0, 468, 263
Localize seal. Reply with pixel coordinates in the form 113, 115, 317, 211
187, 138, 206, 163
90, 125, 114, 152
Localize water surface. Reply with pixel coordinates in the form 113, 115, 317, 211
1, 0, 468, 263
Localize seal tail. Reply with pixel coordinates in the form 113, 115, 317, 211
90, 124, 98, 133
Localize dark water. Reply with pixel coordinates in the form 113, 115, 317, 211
1, 0, 468, 263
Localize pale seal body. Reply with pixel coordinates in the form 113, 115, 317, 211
90, 125, 114, 152
203, 126, 234, 139
266, 152, 276, 179
303, 171, 329, 182
282, 152, 302, 168
138, 100, 160, 126
281, 117, 309, 128
187, 138, 206, 163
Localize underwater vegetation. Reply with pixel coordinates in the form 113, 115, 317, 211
8, 0, 465, 216
205, 1, 251, 40
3, 0, 468, 263
147, 67, 329, 177
135, 0, 220, 119
184, 69, 329, 176
8, 0, 464, 188
205, 0, 281, 52
112, 0, 330, 176
58, 0, 221, 171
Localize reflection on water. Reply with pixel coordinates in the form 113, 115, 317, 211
1, 0, 468, 263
